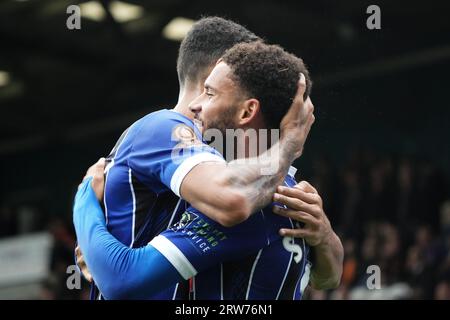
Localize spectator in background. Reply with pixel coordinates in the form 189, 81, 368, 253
337, 165, 363, 238
416, 159, 447, 230
396, 158, 419, 230
365, 156, 395, 224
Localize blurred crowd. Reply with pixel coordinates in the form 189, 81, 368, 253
303, 150, 450, 300
0, 149, 449, 300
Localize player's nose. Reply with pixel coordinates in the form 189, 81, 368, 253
189, 102, 202, 116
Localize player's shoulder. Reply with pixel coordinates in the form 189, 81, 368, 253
140, 109, 193, 126
128, 108, 203, 155
132, 109, 196, 139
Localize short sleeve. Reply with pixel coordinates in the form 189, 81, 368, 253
128, 111, 225, 196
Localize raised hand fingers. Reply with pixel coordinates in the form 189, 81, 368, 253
283, 73, 306, 126
83, 157, 106, 181
295, 73, 307, 103
82, 157, 106, 201
276, 185, 322, 206
295, 180, 318, 194
75, 245, 81, 258
273, 206, 317, 225
279, 227, 312, 238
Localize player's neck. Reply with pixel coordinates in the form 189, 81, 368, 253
234, 124, 271, 160
173, 83, 203, 119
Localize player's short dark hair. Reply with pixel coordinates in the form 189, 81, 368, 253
177, 16, 260, 87
221, 42, 312, 129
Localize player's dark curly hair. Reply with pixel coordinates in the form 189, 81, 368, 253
177, 16, 260, 87
221, 42, 312, 129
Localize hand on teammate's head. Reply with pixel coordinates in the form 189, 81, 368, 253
279, 73, 315, 159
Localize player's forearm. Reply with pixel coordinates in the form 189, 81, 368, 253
310, 231, 344, 290
84, 231, 182, 300
180, 135, 300, 227
221, 134, 300, 216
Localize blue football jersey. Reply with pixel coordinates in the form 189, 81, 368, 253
94, 109, 224, 300
150, 170, 312, 300
86, 108, 310, 300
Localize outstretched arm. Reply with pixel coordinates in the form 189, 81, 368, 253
73, 177, 183, 299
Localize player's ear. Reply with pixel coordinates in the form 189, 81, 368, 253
238, 98, 260, 126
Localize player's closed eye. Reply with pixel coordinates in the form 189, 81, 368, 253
205, 91, 214, 99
